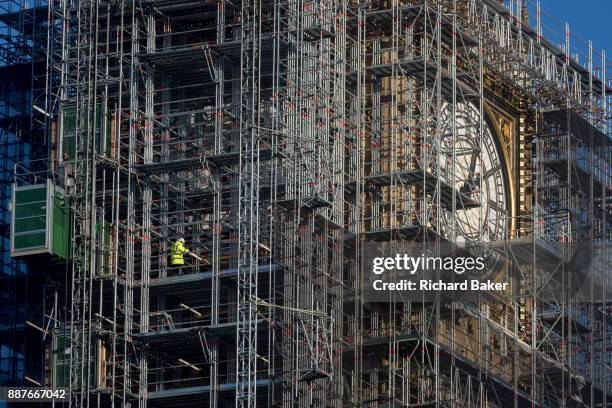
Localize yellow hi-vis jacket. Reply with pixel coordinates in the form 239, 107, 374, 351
170, 240, 190, 265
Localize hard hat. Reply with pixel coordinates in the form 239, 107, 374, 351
178, 238, 185, 243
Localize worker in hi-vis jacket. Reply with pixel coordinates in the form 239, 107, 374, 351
170, 237, 191, 275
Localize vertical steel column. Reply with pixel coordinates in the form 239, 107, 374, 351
138, 9, 156, 408
236, 0, 261, 405
210, 3, 225, 407
68, 0, 96, 404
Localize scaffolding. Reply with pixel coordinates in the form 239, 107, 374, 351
2, 0, 611, 406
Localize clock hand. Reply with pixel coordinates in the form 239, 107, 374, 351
460, 149, 480, 193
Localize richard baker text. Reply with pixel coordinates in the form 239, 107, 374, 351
372, 279, 508, 291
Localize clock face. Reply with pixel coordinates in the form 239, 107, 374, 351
437, 102, 508, 242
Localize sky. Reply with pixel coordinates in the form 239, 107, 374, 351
541, 0, 612, 63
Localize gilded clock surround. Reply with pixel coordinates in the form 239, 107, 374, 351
484, 102, 518, 238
